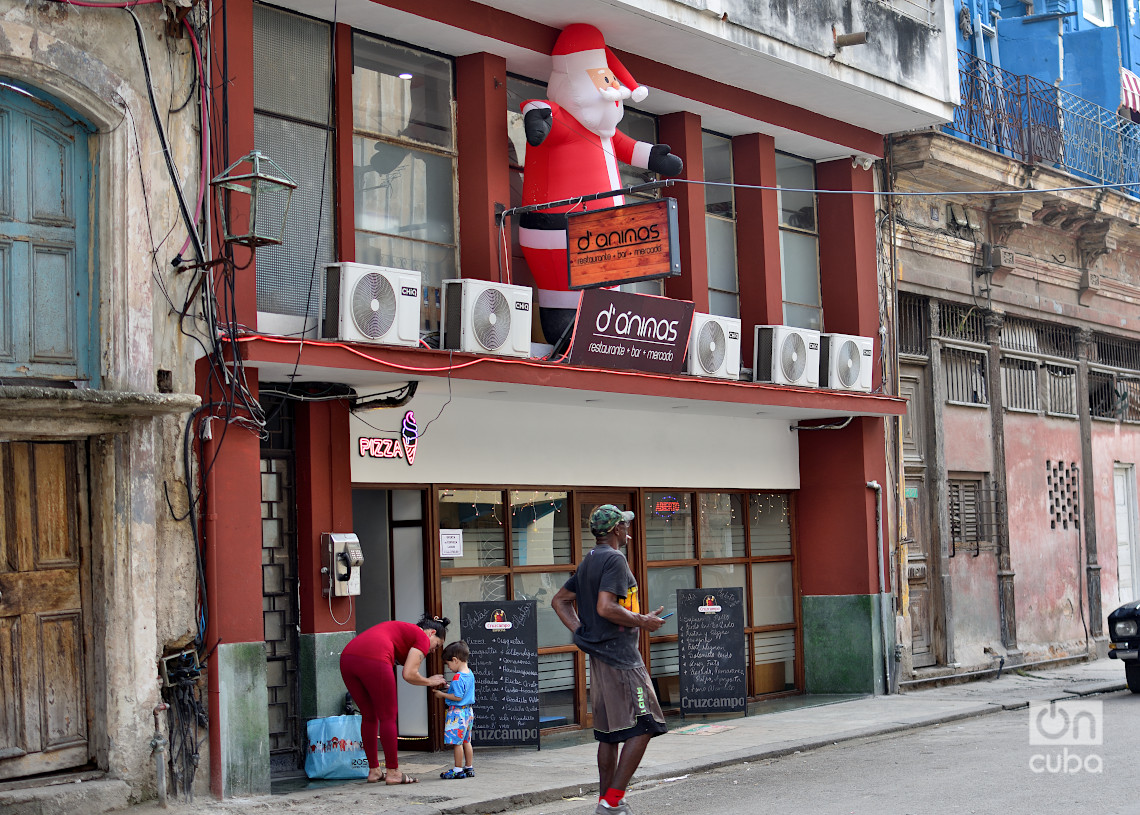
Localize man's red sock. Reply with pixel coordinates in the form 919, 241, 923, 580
603, 788, 625, 807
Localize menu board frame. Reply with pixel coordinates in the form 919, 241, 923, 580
459, 600, 541, 747
676, 587, 748, 715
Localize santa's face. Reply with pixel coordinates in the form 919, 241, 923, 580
548, 64, 627, 139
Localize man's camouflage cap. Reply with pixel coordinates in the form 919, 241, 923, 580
590, 504, 635, 536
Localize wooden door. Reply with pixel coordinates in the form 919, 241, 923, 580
900, 366, 938, 668
905, 473, 936, 668
0, 441, 91, 779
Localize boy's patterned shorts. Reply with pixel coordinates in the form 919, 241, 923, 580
444, 706, 474, 745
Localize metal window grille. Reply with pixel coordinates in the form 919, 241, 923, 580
1046, 460, 1080, 531
938, 303, 987, 344
259, 393, 302, 773
999, 317, 1077, 360
1000, 357, 1038, 412
1045, 364, 1077, 416
1119, 378, 1140, 423
1089, 370, 1118, 419
943, 347, 989, 405
1092, 333, 1140, 371
898, 293, 929, 357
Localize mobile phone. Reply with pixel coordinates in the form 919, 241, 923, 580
658, 611, 675, 620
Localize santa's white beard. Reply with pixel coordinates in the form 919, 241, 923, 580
548, 71, 626, 138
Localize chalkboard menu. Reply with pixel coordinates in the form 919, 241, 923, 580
676, 587, 747, 714
459, 600, 540, 747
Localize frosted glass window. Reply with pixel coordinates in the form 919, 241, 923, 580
514, 572, 574, 647
777, 153, 821, 333
751, 562, 795, 626
750, 494, 792, 556
646, 566, 696, 637
699, 493, 745, 558
752, 630, 796, 694
644, 492, 694, 560
437, 490, 505, 568
441, 573, 507, 632
510, 491, 571, 565
701, 563, 746, 593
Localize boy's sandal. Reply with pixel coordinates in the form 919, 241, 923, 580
385, 774, 418, 785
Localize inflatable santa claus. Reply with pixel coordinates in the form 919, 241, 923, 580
519, 23, 683, 346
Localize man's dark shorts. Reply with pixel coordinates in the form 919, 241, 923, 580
589, 658, 668, 743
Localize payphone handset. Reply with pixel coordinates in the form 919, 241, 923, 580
322, 532, 364, 597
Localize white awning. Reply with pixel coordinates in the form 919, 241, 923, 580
1122, 67, 1140, 113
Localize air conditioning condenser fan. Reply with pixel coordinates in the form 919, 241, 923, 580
471, 287, 513, 351
696, 320, 726, 373
819, 332, 874, 391
779, 331, 808, 383
351, 271, 398, 340
686, 313, 741, 379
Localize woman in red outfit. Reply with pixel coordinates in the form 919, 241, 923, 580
339, 615, 449, 784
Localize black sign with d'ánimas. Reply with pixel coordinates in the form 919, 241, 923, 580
459, 600, 540, 747
676, 587, 747, 714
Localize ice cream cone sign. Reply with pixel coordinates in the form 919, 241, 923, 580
400, 411, 419, 465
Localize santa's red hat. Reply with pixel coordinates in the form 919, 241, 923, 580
551, 23, 648, 102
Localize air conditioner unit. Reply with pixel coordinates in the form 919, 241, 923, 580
819, 332, 874, 392
321, 262, 422, 347
686, 313, 741, 380
753, 325, 820, 387
441, 279, 532, 358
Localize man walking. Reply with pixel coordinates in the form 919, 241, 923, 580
552, 504, 668, 814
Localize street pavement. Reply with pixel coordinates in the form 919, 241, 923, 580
14, 658, 1129, 815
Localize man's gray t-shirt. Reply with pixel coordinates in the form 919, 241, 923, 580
563, 545, 642, 669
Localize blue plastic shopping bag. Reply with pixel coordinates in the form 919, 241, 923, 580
305, 715, 369, 779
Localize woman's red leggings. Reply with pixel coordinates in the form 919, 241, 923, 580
339, 653, 400, 769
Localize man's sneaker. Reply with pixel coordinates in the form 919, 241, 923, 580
595, 800, 633, 815
463, 767, 475, 777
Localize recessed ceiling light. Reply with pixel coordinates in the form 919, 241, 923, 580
488, 390, 507, 395
399, 72, 414, 80
584, 399, 601, 403
670, 405, 689, 410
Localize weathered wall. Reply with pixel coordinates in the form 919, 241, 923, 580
1004, 412, 1088, 652
670, 0, 955, 102
1092, 423, 1140, 618
0, 0, 204, 802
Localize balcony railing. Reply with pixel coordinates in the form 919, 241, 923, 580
947, 50, 1140, 198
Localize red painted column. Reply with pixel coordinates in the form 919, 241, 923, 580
296, 400, 356, 634
732, 133, 783, 365
205, 1, 259, 796
211, 0, 258, 328
796, 417, 889, 596
815, 157, 881, 385
658, 111, 708, 312
197, 362, 264, 798
456, 52, 511, 283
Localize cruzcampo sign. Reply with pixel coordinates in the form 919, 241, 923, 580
566, 198, 680, 290
568, 289, 694, 375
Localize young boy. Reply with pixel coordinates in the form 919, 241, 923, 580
434, 640, 476, 779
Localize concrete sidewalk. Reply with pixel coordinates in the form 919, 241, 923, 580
24, 659, 1132, 815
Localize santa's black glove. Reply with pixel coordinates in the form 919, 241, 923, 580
524, 108, 552, 147
648, 144, 683, 177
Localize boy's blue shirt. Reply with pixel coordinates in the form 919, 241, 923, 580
448, 668, 475, 707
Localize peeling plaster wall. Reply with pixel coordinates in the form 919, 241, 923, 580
1004, 413, 1089, 652
1092, 424, 1140, 620
0, 1, 204, 802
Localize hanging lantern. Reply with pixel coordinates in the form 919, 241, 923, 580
210, 150, 296, 248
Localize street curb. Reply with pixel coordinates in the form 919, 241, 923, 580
437, 704, 1004, 815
